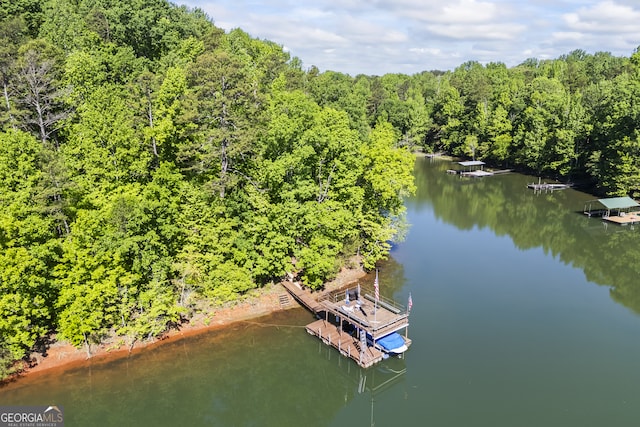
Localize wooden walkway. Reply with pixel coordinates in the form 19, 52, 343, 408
281, 281, 322, 313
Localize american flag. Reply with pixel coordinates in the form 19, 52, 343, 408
374, 269, 379, 301
408, 293, 413, 313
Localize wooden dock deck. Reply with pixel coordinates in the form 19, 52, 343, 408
316, 286, 410, 342
528, 183, 572, 191
447, 169, 512, 177
447, 169, 493, 177
601, 212, 640, 225
305, 319, 385, 368
461, 170, 494, 177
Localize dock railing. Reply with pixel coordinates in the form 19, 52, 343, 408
318, 284, 406, 314
317, 284, 409, 339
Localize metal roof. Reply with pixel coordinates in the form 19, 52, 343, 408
597, 196, 640, 210
458, 161, 485, 167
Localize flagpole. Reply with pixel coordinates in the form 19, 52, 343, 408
374, 268, 379, 323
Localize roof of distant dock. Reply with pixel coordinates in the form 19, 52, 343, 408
592, 196, 640, 210
458, 161, 485, 167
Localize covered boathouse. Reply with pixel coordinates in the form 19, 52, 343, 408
447, 161, 493, 177
584, 196, 640, 225
281, 281, 411, 368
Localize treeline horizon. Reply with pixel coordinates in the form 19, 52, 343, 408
1, 0, 638, 377
314, 48, 640, 197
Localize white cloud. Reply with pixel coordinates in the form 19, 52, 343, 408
563, 1, 640, 33
181, 0, 640, 75
549, 1, 640, 55
552, 31, 586, 42
425, 23, 525, 40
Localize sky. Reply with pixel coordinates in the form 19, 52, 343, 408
180, 0, 640, 76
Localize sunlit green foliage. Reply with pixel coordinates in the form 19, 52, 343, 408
0, 0, 416, 373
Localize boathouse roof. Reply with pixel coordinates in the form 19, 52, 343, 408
594, 196, 640, 210
458, 160, 485, 167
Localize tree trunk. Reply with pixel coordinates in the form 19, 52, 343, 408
2, 79, 15, 129
146, 88, 158, 159
219, 136, 228, 198
34, 97, 47, 144
83, 333, 92, 359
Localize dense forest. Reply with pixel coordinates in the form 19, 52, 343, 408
0, 0, 417, 376
1, 0, 639, 377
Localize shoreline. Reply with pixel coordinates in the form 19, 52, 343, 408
2, 266, 367, 386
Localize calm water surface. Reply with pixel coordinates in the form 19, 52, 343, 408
3, 157, 640, 426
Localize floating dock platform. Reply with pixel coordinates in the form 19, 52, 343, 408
600, 212, 640, 225
527, 183, 572, 191
305, 319, 385, 368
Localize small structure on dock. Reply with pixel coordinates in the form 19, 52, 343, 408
447, 161, 497, 177
584, 196, 640, 225
528, 177, 572, 191
281, 276, 411, 368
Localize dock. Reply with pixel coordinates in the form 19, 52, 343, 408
461, 170, 493, 177
447, 169, 511, 177
446, 159, 512, 178
527, 183, 572, 191
305, 319, 385, 368
281, 280, 411, 368
601, 212, 640, 225
583, 196, 640, 226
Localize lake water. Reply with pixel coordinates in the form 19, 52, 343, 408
3, 157, 640, 426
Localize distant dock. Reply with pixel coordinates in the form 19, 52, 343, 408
446, 160, 511, 177
583, 196, 640, 225
527, 183, 572, 191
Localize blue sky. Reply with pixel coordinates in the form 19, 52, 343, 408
180, 0, 640, 76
